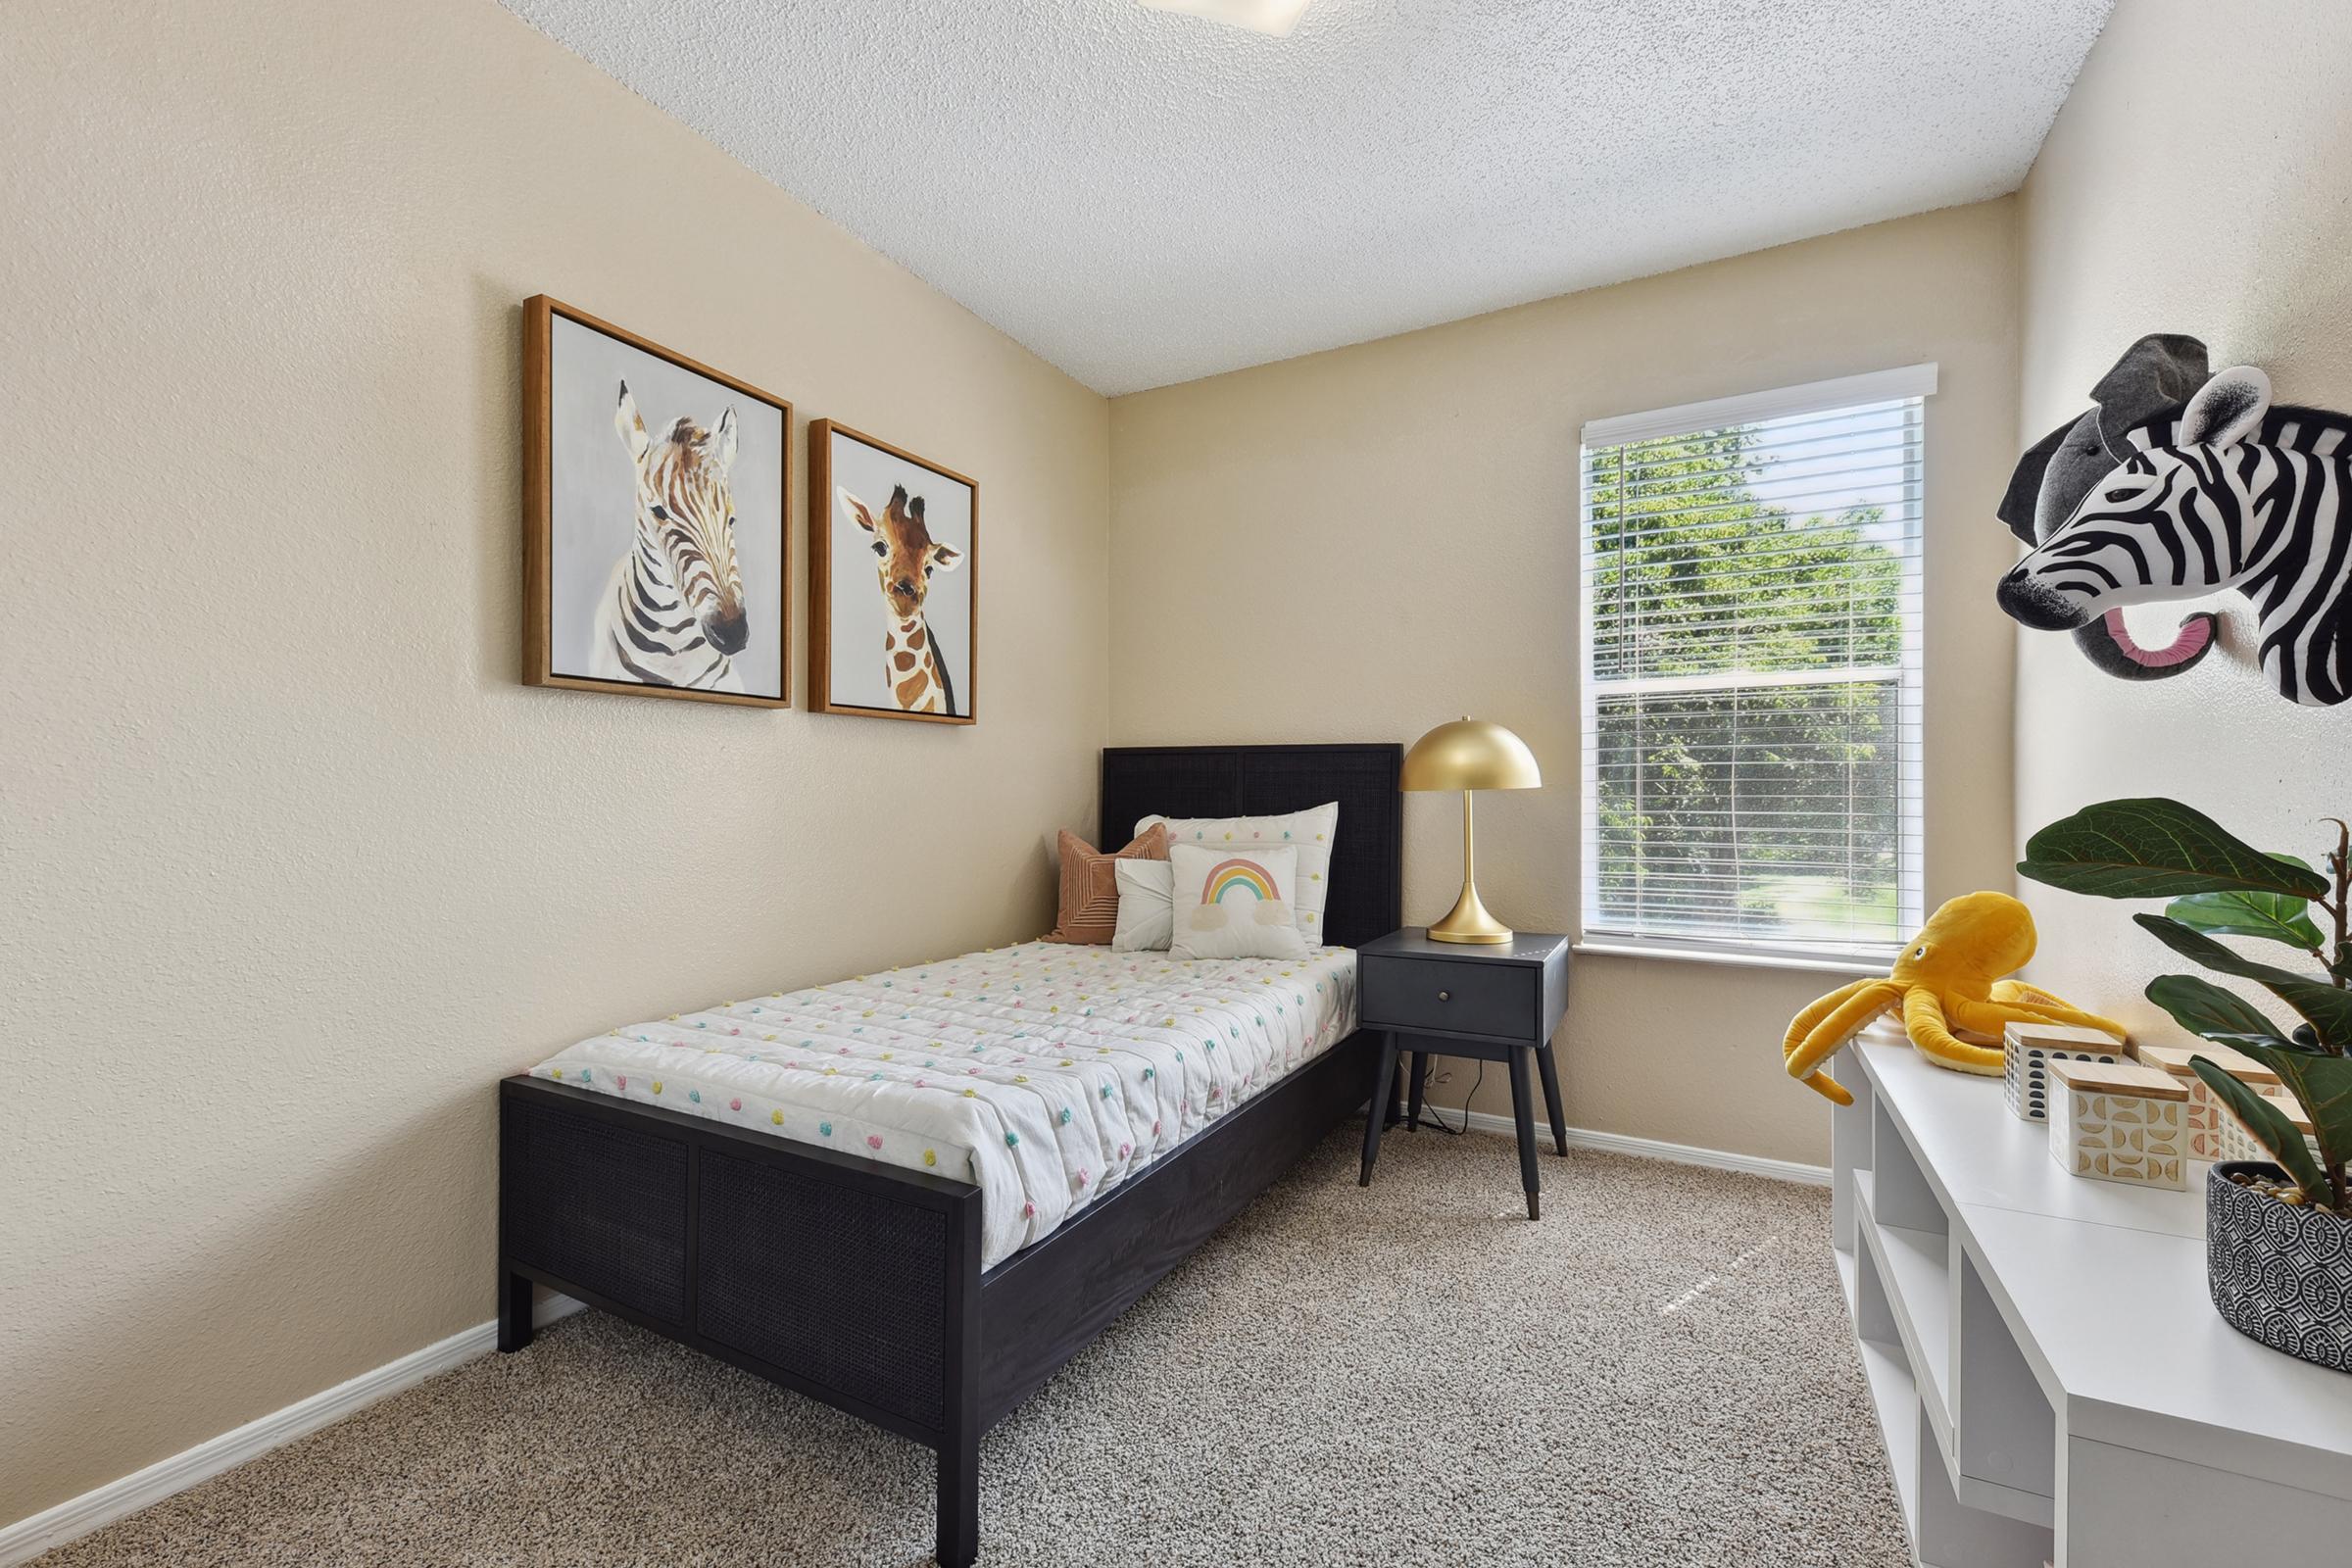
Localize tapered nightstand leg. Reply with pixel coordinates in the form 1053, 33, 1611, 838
1406, 1052, 1428, 1131
1360, 1035, 1399, 1186
1537, 1040, 1568, 1157
1508, 1046, 1540, 1220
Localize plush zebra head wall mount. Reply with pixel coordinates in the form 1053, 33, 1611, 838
1998, 333, 2221, 681
1997, 364, 2352, 706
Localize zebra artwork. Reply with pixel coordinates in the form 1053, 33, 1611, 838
589, 380, 751, 693
1997, 366, 2352, 707
524, 297, 787, 706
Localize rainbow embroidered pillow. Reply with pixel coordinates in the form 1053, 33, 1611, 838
1138, 802, 1339, 949
1167, 843, 1307, 960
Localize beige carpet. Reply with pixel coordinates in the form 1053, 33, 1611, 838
36, 1128, 1906, 1567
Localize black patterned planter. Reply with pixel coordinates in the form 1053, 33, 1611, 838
2206, 1162, 2352, 1373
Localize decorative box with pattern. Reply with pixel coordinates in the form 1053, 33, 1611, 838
2133, 1042, 2281, 1162
2001, 1021, 2127, 1122
2046, 1057, 2189, 1189
2214, 1088, 2322, 1168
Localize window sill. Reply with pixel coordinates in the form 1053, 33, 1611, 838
1570, 941, 1891, 978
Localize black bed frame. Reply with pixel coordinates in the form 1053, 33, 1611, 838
497, 744, 1402, 1566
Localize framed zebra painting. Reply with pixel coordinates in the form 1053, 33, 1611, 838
524, 296, 792, 707
808, 420, 979, 724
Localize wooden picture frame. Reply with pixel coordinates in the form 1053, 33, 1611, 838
808, 419, 979, 724
524, 295, 792, 708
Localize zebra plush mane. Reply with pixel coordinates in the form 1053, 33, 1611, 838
2120, 402, 2352, 462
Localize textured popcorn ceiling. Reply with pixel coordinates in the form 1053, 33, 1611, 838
499, 0, 2109, 394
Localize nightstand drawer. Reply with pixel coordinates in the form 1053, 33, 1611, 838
1360, 957, 1535, 1041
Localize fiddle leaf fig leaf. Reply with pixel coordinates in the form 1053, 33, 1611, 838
2190, 1056, 2330, 1199
2144, 974, 2293, 1049
2019, 799, 2329, 900
2134, 914, 2352, 1052
2229, 1047, 2352, 1198
2165, 863, 2326, 949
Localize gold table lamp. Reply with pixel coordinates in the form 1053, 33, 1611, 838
1401, 717, 1542, 944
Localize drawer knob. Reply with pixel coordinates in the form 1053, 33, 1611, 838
1437, 990, 1450, 1002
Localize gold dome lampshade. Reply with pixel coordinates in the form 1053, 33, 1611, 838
1401, 717, 1541, 944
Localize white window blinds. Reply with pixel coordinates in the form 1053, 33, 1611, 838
1578, 366, 1932, 964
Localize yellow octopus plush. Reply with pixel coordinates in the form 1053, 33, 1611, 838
1784, 892, 2124, 1105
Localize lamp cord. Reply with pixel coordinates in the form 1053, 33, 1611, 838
1411, 1060, 1485, 1136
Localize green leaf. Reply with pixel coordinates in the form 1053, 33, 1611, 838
2165, 863, 2326, 949
2190, 1056, 2330, 1199
2234, 1047, 2352, 1186
2018, 799, 2330, 900
2144, 974, 2293, 1048
2133, 914, 2352, 1051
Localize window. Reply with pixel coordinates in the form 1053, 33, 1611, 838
1577, 366, 1932, 965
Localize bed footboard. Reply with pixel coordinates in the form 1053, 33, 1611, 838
498, 1077, 984, 1566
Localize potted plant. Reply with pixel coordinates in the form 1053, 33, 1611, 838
2018, 799, 2350, 1373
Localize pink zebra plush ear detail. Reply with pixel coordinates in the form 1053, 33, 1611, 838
2180, 366, 2271, 447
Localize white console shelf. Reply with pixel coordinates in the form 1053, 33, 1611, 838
1830, 1024, 2352, 1567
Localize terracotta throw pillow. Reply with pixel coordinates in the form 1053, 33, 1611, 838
1044, 822, 1169, 944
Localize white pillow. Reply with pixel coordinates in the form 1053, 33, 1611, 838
1139, 802, 1339, 948
1167, 844, 1307, 960
1111, 858, 1175, 953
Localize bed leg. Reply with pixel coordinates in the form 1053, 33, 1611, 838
497, 1267, 533, 1353
937, 1182, 983, 1566
937, 1432, 979, 1568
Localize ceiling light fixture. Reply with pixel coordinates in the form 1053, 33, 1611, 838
1141, 0, 1316, 37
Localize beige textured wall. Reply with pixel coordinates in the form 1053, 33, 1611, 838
2011, 3, 2352, 1029
0, 0, 1106, 1526
1108, 201, 2023, 1167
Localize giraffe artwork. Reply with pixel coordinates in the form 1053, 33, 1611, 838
809, 420, 979, 723
841, 484, 964, 714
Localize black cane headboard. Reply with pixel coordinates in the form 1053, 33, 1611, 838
1100, 744, 1403, 951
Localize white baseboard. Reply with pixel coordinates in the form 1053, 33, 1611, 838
1440, 1108, 1831, 1187
0, 1293, 581, 1567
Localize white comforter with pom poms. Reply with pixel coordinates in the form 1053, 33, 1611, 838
530, 942, 1358, 1268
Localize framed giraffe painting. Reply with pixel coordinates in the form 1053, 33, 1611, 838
523, 296, 792, 708
808, 419, 979, 724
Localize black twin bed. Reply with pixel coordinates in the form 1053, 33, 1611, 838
497, 743, 1403, 1566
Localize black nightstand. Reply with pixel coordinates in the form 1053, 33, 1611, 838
1355, 929, 1572, 1219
